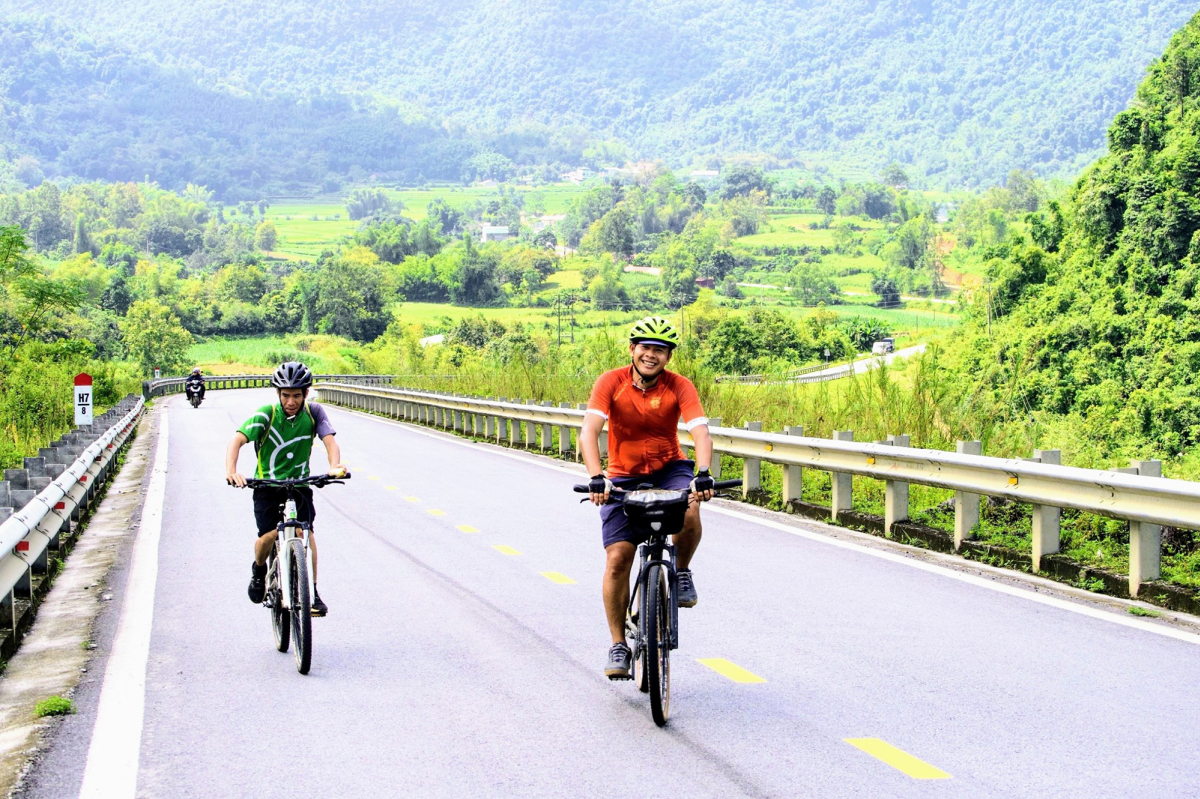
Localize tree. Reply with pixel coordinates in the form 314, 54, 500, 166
589, 265, 629, 309
73, 214, 91, 255
449, 237, 504, 306
120, 299, 193, 376
0, 225, 35, 283
254, 220, 278, 251
532, 229, 557, 250
312, 249, 392, 341
581, 206, 634, 257
345, 188, 393, 221
426, 199, 465, 236
817, 186, 837, 215
871, 275, 901, 307
721, 165, 769, 200
789, 262, 839, 305
881, 163, 909, 189
100, 274, 132, 314
4, 275, 85, 351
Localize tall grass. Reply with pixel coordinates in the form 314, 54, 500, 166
0, 346, 141, 469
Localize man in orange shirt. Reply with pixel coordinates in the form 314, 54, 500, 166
579, 316, 716, 680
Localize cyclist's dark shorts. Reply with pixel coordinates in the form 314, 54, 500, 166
601, 459, 695, 549
252, 486, 315, 536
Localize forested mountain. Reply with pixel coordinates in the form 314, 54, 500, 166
947, 11, 1200, 461
0, 1, 1195, 191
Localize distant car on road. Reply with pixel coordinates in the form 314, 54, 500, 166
872, 338, 895, 355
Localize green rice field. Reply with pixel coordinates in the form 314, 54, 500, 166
266, 183, 586, 258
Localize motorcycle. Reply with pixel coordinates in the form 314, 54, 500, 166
186, 384, 203, 408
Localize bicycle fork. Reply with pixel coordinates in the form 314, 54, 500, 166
276, 499, 309, 611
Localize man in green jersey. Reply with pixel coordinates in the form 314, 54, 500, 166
225, 362, 343, 616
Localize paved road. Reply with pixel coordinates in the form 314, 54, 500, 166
19, 388, 1200, 797
799, 344, 928, 382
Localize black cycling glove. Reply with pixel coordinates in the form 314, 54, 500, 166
589, 473, 613, 495
692, 469, 715, 494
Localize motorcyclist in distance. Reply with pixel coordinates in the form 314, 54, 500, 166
185, 368, 206, 403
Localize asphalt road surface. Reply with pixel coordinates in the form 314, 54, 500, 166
18, 388, 1200, 798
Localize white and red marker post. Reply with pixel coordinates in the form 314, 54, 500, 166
74, 372, 94, 427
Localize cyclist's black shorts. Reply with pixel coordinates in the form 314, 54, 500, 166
252, 486, 315, 536
600, 459, 695, 549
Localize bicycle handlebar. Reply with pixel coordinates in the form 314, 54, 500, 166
572, 478, 742, 494
240, 472, 352, 489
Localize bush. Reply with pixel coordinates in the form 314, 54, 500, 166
34, 695, 74, 717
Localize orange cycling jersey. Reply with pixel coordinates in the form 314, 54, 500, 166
586, 367, 708, 477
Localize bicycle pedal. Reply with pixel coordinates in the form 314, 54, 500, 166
606, 673, 633, 681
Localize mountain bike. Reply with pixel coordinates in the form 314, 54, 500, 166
575, 478, 742, 726
242, 472, 349, 674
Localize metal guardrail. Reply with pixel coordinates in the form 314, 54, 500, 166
313, 381, 1200, 598
0, 395, 144, 649
143, 374, 395, 398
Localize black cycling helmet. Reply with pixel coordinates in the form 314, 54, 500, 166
271, 361, 313, 390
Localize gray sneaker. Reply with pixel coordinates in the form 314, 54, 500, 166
605, 642, 633, 680
677, 569, 698, 608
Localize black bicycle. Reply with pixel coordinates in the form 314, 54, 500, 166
575, 478, 742, 726
240, 472, 349, 674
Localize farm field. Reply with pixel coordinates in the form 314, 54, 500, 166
265, 183, 587, 258
733, 214, 888, 252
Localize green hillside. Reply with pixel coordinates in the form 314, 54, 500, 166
946, 10, 1200, 465
0, 0, 1196, 190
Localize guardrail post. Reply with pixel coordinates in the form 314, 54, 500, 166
518, 400, 533, 448
575, 404, 588, 461
781, 426, 804, 505
954, 440, 982, 550
831, 430, 854, 521
708, 418, 721, 479
742, 421, 762, 497
558, 403, 572, 456
1129, 459, 1163, 596
1030, 449, 1062, 571
884, 434, 910, 535
541, 401, 554, 451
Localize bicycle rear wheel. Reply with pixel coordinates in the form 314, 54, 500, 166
268, 551, 290, 653
645, 565, 670, 726
288, 538, 312, 674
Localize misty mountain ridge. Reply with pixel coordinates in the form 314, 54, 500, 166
0, 0, 1195, 192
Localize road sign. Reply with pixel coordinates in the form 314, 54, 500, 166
74, 373, 93, 426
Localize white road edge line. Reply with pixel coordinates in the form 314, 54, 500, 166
332, 405, 1200, 647
79, 407, 168, 798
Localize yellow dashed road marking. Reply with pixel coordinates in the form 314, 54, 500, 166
492, 545, 522, 556
428, 509, 446, 516
843, 739, 951, 780
697, 658, 767, 684
385, 486, 398, 491
367, 476, 380, 481
540, 572, 576, 584
456, 525, 479, 533
404, 496, 420, 502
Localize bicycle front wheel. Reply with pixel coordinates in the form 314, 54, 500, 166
288, 538, 312, 674
629, 580, 649, 693
645, 564, 670, 726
